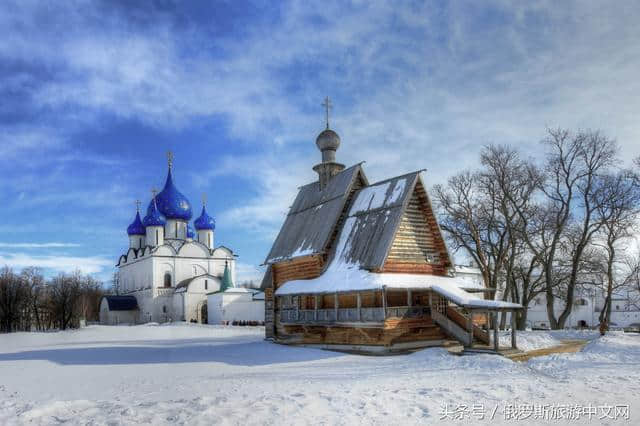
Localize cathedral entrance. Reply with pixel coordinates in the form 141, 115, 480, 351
198, 302, 208, 324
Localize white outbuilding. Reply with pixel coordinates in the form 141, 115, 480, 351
207, 288, 265, 325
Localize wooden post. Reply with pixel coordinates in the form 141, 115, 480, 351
493, 312, 499, 351
511, 310, 517, 349
314, 295, 318, 321
334, 293, 339, 322
407, 289, 412, 307
382, 286, 388, 318
357, 292, 362, 321
467, 311, 473, 348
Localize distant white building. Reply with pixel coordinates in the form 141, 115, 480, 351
207, 288, 265, 325
452, 265, 640, 328
528, 289, 640, 329
100, 154, 237, 325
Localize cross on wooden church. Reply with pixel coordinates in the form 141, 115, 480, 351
135, 199, 141, 212
322, 96, 332, 129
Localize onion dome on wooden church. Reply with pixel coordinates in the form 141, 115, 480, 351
127, 211, 145, 236
315, 128, 341, 152
187, 223, 196, 239
194, 205, 216, 231
143, 197, 166, 227
147, 153, 193, 221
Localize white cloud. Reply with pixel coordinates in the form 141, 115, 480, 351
234, 261, 266, 286
2, 1, 640, 268
0, 242, 81, 248
0, 252, 112, 275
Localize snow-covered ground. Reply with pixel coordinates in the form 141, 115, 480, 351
1, 324, 638, 425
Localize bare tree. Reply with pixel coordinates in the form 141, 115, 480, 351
21, 267, 46, 331
49, 271, 82, 330
510, 129, 618, 328
0, 267, 28, 333
433, 171, 509, 296
591, 170, 640, 332
479, 144, 545, 329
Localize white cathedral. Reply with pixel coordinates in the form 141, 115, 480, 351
99, 154, 236, 325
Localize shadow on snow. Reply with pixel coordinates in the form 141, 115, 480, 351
0, 339, 344, 366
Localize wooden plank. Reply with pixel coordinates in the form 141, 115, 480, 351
511, 312, 517, 349
493, 312, 499, 351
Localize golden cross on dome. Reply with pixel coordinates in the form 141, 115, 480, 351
167, 151, 174, 170
135, 199, 141, 212
202, 193, 207, 206
321, 96, 332, 130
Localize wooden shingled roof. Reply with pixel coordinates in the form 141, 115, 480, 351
328, 171, 422, 270
264, 164, 368, 264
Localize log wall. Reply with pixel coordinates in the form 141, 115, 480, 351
383, 181, 451, 273
272, 255, 324, 287
276, 316, 447, 347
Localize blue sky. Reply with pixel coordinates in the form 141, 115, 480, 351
1, 1, 639, 284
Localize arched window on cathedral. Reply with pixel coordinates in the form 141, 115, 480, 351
164, 273, 172, 288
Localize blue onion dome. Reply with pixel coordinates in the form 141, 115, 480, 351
143, 200, 166, 227
194, 205, 216, 230
149, 169, 193, 221
187, 223, 195, 239
127, 211, 145, 235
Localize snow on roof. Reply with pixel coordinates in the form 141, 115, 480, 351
454, 265, 482, 275
328, 172, 419, 270
275, 264, 521, 309
349, 176, 406, 215
264, 165, 367, 264
429, 283, 522, 309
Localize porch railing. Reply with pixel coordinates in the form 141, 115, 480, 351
279, 306, 431, 324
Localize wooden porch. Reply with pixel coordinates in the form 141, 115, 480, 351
275, 286, 523, 354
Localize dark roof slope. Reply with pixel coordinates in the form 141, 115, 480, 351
103, 295, 139, 311
264, 164, 367, 264
330, 172, 421, 270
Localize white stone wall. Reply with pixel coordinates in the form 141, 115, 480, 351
207, 291, 265, 324
99, 299, 139, 325
165, 219, 187, 240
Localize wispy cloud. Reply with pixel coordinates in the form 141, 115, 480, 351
0, 252, 112, 275
235, 261, 266, 285
0, 242, 81, 248
1, 1, 640, 269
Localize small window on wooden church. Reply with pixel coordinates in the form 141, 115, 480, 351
164, 273, 171, 288
162, 305, 167, 313
205, 280, 208, 290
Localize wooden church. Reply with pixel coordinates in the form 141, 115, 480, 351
261, 104, 522, 353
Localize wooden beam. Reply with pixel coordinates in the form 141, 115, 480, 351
357, 293, 362, 321
314, 295, 318, 321
511, 311, 517, 349
382, 286, 388, 318
467, 312, 473, 349
493, 312, 499, 351
407, 289, 412, 307
334, 293, 338, 321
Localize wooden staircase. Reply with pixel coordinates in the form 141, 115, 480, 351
429, 294, 489, 348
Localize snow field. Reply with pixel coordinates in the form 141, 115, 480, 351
0, 324, 638, 425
